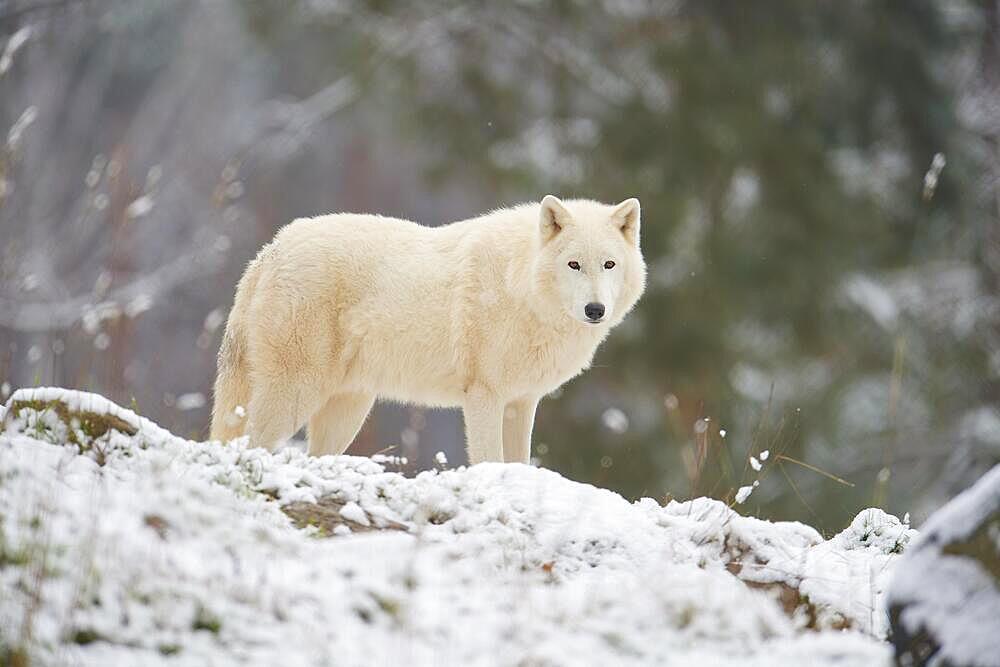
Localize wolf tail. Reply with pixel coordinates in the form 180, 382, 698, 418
209, 256, 263, 443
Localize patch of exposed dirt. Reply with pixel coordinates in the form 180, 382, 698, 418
282, 497, 408, 536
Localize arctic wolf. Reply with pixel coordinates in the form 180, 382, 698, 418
210, 196, 646, 464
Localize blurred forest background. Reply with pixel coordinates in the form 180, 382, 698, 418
2, 0, 999, 531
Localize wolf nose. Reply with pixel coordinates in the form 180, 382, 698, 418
584, 302, 605, 321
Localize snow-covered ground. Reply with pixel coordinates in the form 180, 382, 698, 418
888, 463, 1000, 666
0, 388, 915, 666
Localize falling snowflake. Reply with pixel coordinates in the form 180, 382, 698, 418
400, 428, 419, 449
204, 308, 226, 332
125, 195, 154, 219
602, 408, 629, 434
176, 393, 206, 411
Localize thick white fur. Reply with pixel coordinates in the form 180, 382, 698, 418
210, 196, 646, 464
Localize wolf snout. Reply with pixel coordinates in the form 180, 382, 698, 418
584, 302, 606, 322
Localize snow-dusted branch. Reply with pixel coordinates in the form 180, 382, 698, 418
0, 238, 226, 332
0, 24, 31, 75
0, 0, 92, 29
0, 3, 489, 338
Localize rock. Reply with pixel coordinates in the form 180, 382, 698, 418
887, 464, 1000, 667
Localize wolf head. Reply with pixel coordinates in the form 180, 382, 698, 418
534, 195, 647, 327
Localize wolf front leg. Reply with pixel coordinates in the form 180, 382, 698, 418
502, 396, 538, 464
463, 386, 505, 464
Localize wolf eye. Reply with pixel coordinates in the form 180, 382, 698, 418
568, 261, 581, 270
604, 260, 616, 269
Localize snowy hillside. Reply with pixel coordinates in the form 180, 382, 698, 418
0, 388, 915, 666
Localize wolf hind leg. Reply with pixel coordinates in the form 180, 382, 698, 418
247, 379, 326, 452
307, 392, 376, 457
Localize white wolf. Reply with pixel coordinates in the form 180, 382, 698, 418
210, 195, 646, 463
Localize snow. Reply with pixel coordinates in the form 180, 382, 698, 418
125, 293, 154, 318
842, 274, 899, 330
82, 301, 123, 334
908, 464, 999, 547
7, 105, 37, 151
832, 508, 916, 554
0, 25, 31, 76
93, 332, 111, 350
125, 195, 155, 219
203, 308, 226, 333
789, 509, 916, 636
176, 392, 207, 411
887, 464, 1000, 666
339, 501, 370, 526
735, 481, 759, 504
601, 407, 629, 433
922, 152, 946, 201
0, 387, 910, 666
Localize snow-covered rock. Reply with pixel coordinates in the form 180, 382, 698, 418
0, 388, 912, 666
887, 464, 1000, 667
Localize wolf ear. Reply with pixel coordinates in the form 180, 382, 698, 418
611, 198, 641, 246
539, 195, 572, 243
